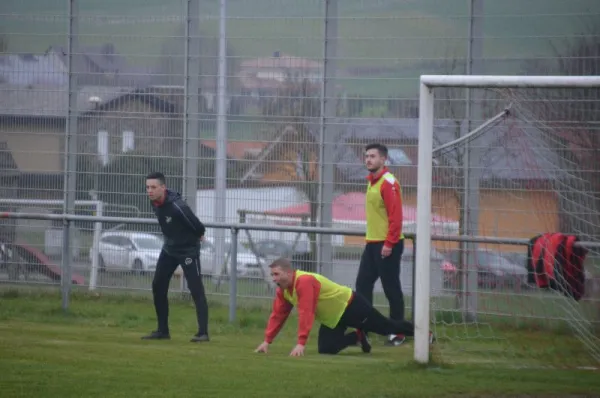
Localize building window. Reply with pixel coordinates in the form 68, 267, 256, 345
295, 151, 306, 180
122, 130, 135, 153
387, 148, 412, 165
97, 130, 109, 166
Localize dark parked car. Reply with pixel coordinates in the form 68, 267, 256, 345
400, 246, 458, 289
445, 249, 529, 290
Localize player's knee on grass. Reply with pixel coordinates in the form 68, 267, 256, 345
318, 339, 345, 355
318, 345, 340, 355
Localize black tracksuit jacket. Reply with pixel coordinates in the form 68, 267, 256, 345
151, 190, 206, 258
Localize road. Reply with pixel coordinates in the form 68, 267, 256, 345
331, 258, 388, 293
1, 257, 446, 297
261, 256, 426, 295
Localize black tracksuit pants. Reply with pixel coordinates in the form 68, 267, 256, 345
152, 250, 209, 335
355, 239, 405, 322
318, 291, 414, 354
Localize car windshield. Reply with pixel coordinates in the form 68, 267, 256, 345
134, 237, 163, 250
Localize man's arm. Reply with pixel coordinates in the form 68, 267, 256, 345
380, 176, 403, 248
173, 200, 206, 237
294, 275, 321, 346
264, 288, 293, 344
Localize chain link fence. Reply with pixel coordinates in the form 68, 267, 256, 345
0, 1, 598, 329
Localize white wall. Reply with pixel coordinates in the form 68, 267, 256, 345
195, 187, 312, 248
194, 187, 459, 248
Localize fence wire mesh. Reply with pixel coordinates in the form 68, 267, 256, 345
0, 1, 599, 341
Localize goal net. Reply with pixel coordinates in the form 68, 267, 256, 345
414, 75, 600, 369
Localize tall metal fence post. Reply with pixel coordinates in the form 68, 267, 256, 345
229, 227, 238, 323
410, 236, 417, 322
213, 0, 228, 283
461, 0, 484, 322
61, 0, 80, 311
89, 201, 103, 291
181, 0, 201, 295
317, 0, 338, 279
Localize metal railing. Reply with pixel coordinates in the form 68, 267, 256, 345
2, 210, 599, 323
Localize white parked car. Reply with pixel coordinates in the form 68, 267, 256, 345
200, 237, 267, 277
90, 231, 163, 273
90, 231, 267, 277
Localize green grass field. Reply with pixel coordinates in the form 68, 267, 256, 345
0, 287, 599, 397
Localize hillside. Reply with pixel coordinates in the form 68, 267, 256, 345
1, 0, 599, 96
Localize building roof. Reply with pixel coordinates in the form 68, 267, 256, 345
335, 117, 560, 182
0, 53, 67, 86
242, 116, 562, 184
0, 84, 179, 118
240, 53, 323, 70
0, 141, 20, 178
0, 45, 152, 87
47, 44, 152, 87
200, 139, 269, 160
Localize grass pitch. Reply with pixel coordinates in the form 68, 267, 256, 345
0, 288, 599, 398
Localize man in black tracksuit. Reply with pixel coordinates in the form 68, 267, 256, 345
141, 172, 210, 343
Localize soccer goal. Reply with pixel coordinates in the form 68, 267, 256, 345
414, 75, 600, 367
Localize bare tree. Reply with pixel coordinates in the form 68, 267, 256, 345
154, 23, 239, 105
503, 21, 600, 243
258, 78, 337, 271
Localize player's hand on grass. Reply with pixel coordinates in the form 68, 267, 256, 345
255, 341, 269, 354
289, 344, 305, 357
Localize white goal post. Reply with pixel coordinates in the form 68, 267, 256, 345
414, 75, 600, 364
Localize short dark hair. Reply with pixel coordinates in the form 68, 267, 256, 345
365, 143, 388, 157
269, 257, 293, 271
146, 171, 166, 185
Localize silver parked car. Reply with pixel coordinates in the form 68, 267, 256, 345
200, 237, 267, 277
90, 231, 163, 273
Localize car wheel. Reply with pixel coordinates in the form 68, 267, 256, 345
478, 272, 497, 290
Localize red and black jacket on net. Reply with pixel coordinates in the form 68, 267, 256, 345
525, 232, 588, 301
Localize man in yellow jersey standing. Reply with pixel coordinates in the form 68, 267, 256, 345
254, 258, 432, 356
355, 143, 407, 346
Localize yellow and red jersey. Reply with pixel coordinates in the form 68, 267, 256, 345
365, 167, 404, 247
264, 270, 353, 345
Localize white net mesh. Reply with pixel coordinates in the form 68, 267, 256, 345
423, 84, 600, 368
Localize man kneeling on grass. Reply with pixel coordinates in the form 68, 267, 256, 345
254, 258, 434, 357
